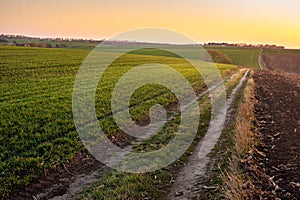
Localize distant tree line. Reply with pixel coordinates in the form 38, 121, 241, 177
12, 40, 67, 48
0, 34, 103, 43
0, 34, 285, 49
0, 34, 105, 49
204, 42, 285, 49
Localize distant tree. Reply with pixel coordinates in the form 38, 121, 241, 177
38, 43, 47, 48
46, 43, 53, 48
28, 42, 38, 47
61, 43, 67, 48
206, 50, 233, 64
14, 40, 25, 46
13, 40, 19, 46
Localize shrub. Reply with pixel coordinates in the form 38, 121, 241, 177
207, 50, 233, 64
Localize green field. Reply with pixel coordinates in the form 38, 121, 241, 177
78, 68, 248, 199
128, 46, 260, 68
3, 37, 261, 68
205, 46, 260, 68
0, 46, 89, 195
0, 45, 239, 196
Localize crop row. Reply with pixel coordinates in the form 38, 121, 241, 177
0, 46, 237, 196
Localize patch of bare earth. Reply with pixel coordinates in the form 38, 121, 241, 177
263, 54, 300, 74
245, 70, 300, 199
4, 128, 139, 199
4, 152, 106, 200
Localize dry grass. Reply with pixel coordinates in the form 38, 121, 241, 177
221, 77, 257, 200
234, 78, 256, 154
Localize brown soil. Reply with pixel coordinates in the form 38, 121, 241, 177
263, 54, 300, 74
245, 70, 300, 199
5, 152, 108, 200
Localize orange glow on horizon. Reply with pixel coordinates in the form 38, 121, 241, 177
1, 0, 300, 49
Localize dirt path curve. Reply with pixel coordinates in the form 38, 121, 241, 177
165, 69, 250, 199
258, 49, 267, 70
7, 153, 110, 200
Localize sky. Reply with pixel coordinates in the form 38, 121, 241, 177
1, 0, 300, 48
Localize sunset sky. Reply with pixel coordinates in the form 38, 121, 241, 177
1, 0, 300, 49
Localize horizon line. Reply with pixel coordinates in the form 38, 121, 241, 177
2, 33, 300, 50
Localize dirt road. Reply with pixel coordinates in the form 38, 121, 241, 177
165, 70, 250, 199
258, 50, 267, 70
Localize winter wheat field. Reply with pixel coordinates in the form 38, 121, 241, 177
1, 43, 300, 199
